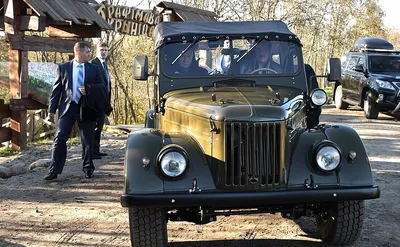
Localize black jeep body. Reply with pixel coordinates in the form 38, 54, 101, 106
122, 21, 380, 247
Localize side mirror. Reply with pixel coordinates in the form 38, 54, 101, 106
327, 58, 341, 81
354, 64, 364, 72
133, 56, 148, 80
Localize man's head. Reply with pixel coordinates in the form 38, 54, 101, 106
177, 45, 197, 71
254, 40, 272, 64
97, 42, 109, 60
74, 41, 92, 63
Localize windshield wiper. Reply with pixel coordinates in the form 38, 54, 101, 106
171, 40, 199, 65
236, 36, 264, 63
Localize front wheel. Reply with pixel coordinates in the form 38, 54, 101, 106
364, 91, 379, 119
316, 200, 365, 245
335, 85, 349, 110
129, 208, 168, 247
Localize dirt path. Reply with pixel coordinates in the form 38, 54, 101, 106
1, 105, 399, 247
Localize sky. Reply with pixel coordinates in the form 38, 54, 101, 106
378, 0, 400, 29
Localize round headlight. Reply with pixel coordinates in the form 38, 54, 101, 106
159, 151, 187, 178
316, 146, 341, 172
310, 89, 328, 106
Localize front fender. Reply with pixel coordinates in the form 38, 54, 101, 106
323, 124, 374, 185
288, 124, 374, 187
124, 129, 164, 194
124, 129, 216, 195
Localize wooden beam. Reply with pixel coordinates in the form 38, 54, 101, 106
0, 16, 4, 30
4, 0, 21, 34
8, 49, 28, 150
0, 127, 12, 143
6, 0, 28, 150
0, 100, 11, 119
9, 98, 47, 111
7, 34, 77, 53
19, 15, 46, 31
48, 25, 102, 38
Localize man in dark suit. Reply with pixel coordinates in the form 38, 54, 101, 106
90, 42, 111, 157
45, 41, 105, 180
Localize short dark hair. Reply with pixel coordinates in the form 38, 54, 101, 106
98, 42, 109, 48
74, 41, 91, 52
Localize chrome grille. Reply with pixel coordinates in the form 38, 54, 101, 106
224, 122, 283, 189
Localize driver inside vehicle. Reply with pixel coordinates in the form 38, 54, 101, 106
240, 40, 282, 74
166, 44, 208, 76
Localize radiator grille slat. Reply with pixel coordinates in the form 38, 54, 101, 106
225, 122, 282, 189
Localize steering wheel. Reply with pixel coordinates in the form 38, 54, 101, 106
250, 67, 278, 74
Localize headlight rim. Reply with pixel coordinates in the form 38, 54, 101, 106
156, 145, 190, 180
311, 140, 343, 174
310, 88, 328, 107
376, 79, 395, 90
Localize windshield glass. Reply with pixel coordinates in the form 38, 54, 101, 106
162, 39, 301, 77
369, 55, 400, 73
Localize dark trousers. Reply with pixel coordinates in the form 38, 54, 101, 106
93, 111, 106, 153
49, 102, 96, 174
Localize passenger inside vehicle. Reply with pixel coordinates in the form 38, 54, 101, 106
240, 40, 283, 74
165, 44, 208, 76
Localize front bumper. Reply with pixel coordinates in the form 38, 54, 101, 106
121, 185, 380, 208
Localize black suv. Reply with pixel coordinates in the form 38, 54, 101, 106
334, 37, 400, 119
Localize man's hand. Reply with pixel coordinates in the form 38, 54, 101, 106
45, 113, 55, 123
79, 86, 86, 95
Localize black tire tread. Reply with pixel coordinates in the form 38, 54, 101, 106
364, 91, 379, 119
129, 208, 167, 247
317, 200, 365, 245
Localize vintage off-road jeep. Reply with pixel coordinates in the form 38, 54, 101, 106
121, 21, 380, 246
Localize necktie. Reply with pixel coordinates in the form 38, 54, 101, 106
103, 61, 110, 92
75, 64, 84, 103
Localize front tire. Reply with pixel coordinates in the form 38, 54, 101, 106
335, 85, 349, 109
129, 208, 168, 247
316, 200, 365, 245
364, 91, 379, 119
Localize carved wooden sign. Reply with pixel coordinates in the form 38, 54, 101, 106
97, 3, 160, 37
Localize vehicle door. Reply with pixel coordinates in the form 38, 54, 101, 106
352, 55, 367, 103
342, 55, 359, 100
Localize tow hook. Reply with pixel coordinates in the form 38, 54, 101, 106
304, 175, 318, 189
189, 178, 201, 194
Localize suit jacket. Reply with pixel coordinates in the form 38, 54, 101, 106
48, 60, 105, 118
80, 83, 113, 122
91, 57, 111, 100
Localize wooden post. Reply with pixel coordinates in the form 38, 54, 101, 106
28, 112, 35, 142
4, 0, 28, 150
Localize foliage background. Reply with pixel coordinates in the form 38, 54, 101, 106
1, 0, 400, 125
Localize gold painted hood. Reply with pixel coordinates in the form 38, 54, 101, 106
164, 86, 302, 122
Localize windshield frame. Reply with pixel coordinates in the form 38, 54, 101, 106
160, 37, 303, 79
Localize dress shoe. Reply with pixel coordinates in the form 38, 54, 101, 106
92, 154, 102, 159
44, 173, 58, 181
85, 170, 94, 179
94, 152, 107, 156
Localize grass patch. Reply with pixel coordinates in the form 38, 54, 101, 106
33, 137, 53, 145
324, 86, 333, 99
0, 147, 20, 157
67, 137, 81, 145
